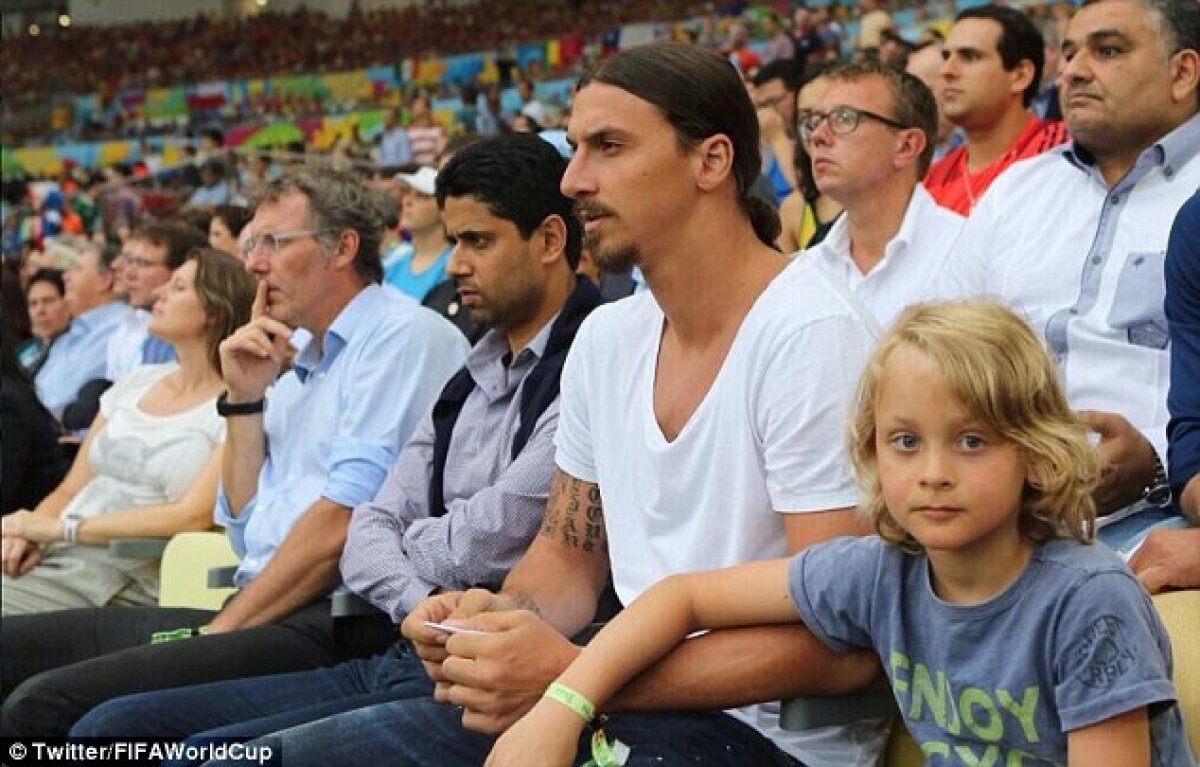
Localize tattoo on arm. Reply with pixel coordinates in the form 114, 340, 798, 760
540, 472, 607, 554
501, 590, 543, 616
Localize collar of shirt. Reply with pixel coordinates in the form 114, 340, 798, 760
467, 309, 558, 401
68, 299, 124, 336
816, 184, 930, 276
1061, 110, 1200, 188
292, 284, 385, 383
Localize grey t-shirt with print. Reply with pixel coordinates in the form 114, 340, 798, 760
789, 536, 1193, 766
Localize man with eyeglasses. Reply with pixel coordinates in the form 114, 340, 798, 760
1, 169, 469, 738
798, 60, 965, 329
105, 221, 208, 384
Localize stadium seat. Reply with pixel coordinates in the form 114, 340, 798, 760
1154, 590, 1200, 756
156, 532, 240, 610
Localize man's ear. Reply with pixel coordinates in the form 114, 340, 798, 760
1169, 48, 1200, 105
695, 133, 735, 192
894, 127, 927, 172
329, 229, 361, 271
537, 215, 568, 266
1010, 58, 1037, 100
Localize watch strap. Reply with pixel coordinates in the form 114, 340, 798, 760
216, 391, 265, 417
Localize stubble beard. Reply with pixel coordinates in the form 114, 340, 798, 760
585, 232, 641, 275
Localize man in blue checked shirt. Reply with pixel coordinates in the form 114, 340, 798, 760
1, 168, 468, 737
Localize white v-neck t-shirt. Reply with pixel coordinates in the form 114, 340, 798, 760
555, 257, 885, 765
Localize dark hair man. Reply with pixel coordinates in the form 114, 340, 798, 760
924, 4, 1070, 214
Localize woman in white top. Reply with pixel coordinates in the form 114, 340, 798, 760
1, 248, 256, 614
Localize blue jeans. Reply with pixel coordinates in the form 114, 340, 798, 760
201, 697, 803, 767
71, 642, 433, 765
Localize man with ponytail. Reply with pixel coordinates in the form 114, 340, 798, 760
218, 42, 888, 767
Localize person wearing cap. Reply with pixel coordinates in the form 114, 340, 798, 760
384, 167, 453, 302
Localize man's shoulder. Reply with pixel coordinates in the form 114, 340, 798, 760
574, 289, 659, 336
912, 184, 966, 230
353, 285, 461, 343
764, 257, 876, 333
969, 149, 1079, 224
991, 147, 1073, 194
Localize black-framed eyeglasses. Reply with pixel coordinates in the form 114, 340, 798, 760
797, 105, 913, 144
241, 228, 336, 257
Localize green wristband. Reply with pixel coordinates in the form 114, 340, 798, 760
543, 681, 595, 722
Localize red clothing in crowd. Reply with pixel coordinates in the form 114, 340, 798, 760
923, 115, 1070, 215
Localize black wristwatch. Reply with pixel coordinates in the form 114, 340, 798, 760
216, 391, 265, 417
1143, 450, 1172, 507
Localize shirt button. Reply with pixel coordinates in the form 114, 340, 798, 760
1109, 195, 1120, 205
1069, 308, 1080, 315
1164, 167, 1175, 179
1092, 256, 1102, 265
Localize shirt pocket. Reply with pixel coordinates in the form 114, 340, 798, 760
1107, 250, 1167, 349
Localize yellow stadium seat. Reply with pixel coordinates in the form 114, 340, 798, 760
1154, 590, 1200, 757
157, 531, 240, 610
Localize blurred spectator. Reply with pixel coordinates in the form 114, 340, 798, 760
385, 167, 452, 301
856, 0, 894, 52
18, 268, 70, 375
1032, 20, 1064, 121
813, 5, 846, 57
378, 108, 414, 167
34, 241, 124, 420
3, 259, 32, 348
724, 21, 761, 75
406, 95, 446, 167
188, 159, 233, 207
209, 205, 252, 256
777, 63, 843, 253
791, 6, 827, 66
759, 12, 796, 65
878, 29, 913, 69
752, 60, 805, 204
1, 318, 67, 517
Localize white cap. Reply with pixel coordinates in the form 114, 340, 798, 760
395, 166, 438, 196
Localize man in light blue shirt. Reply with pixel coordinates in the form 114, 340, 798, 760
34, 241, 125, 419
1, 169, 469, 737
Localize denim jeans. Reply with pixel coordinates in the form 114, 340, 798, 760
201, 697, 803, 767
71, 642, 433, 766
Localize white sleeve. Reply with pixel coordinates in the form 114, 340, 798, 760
553, 313, 598, 483
758, 313, 873, 513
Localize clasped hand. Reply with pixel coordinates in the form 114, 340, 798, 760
400, 588, 582, 734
